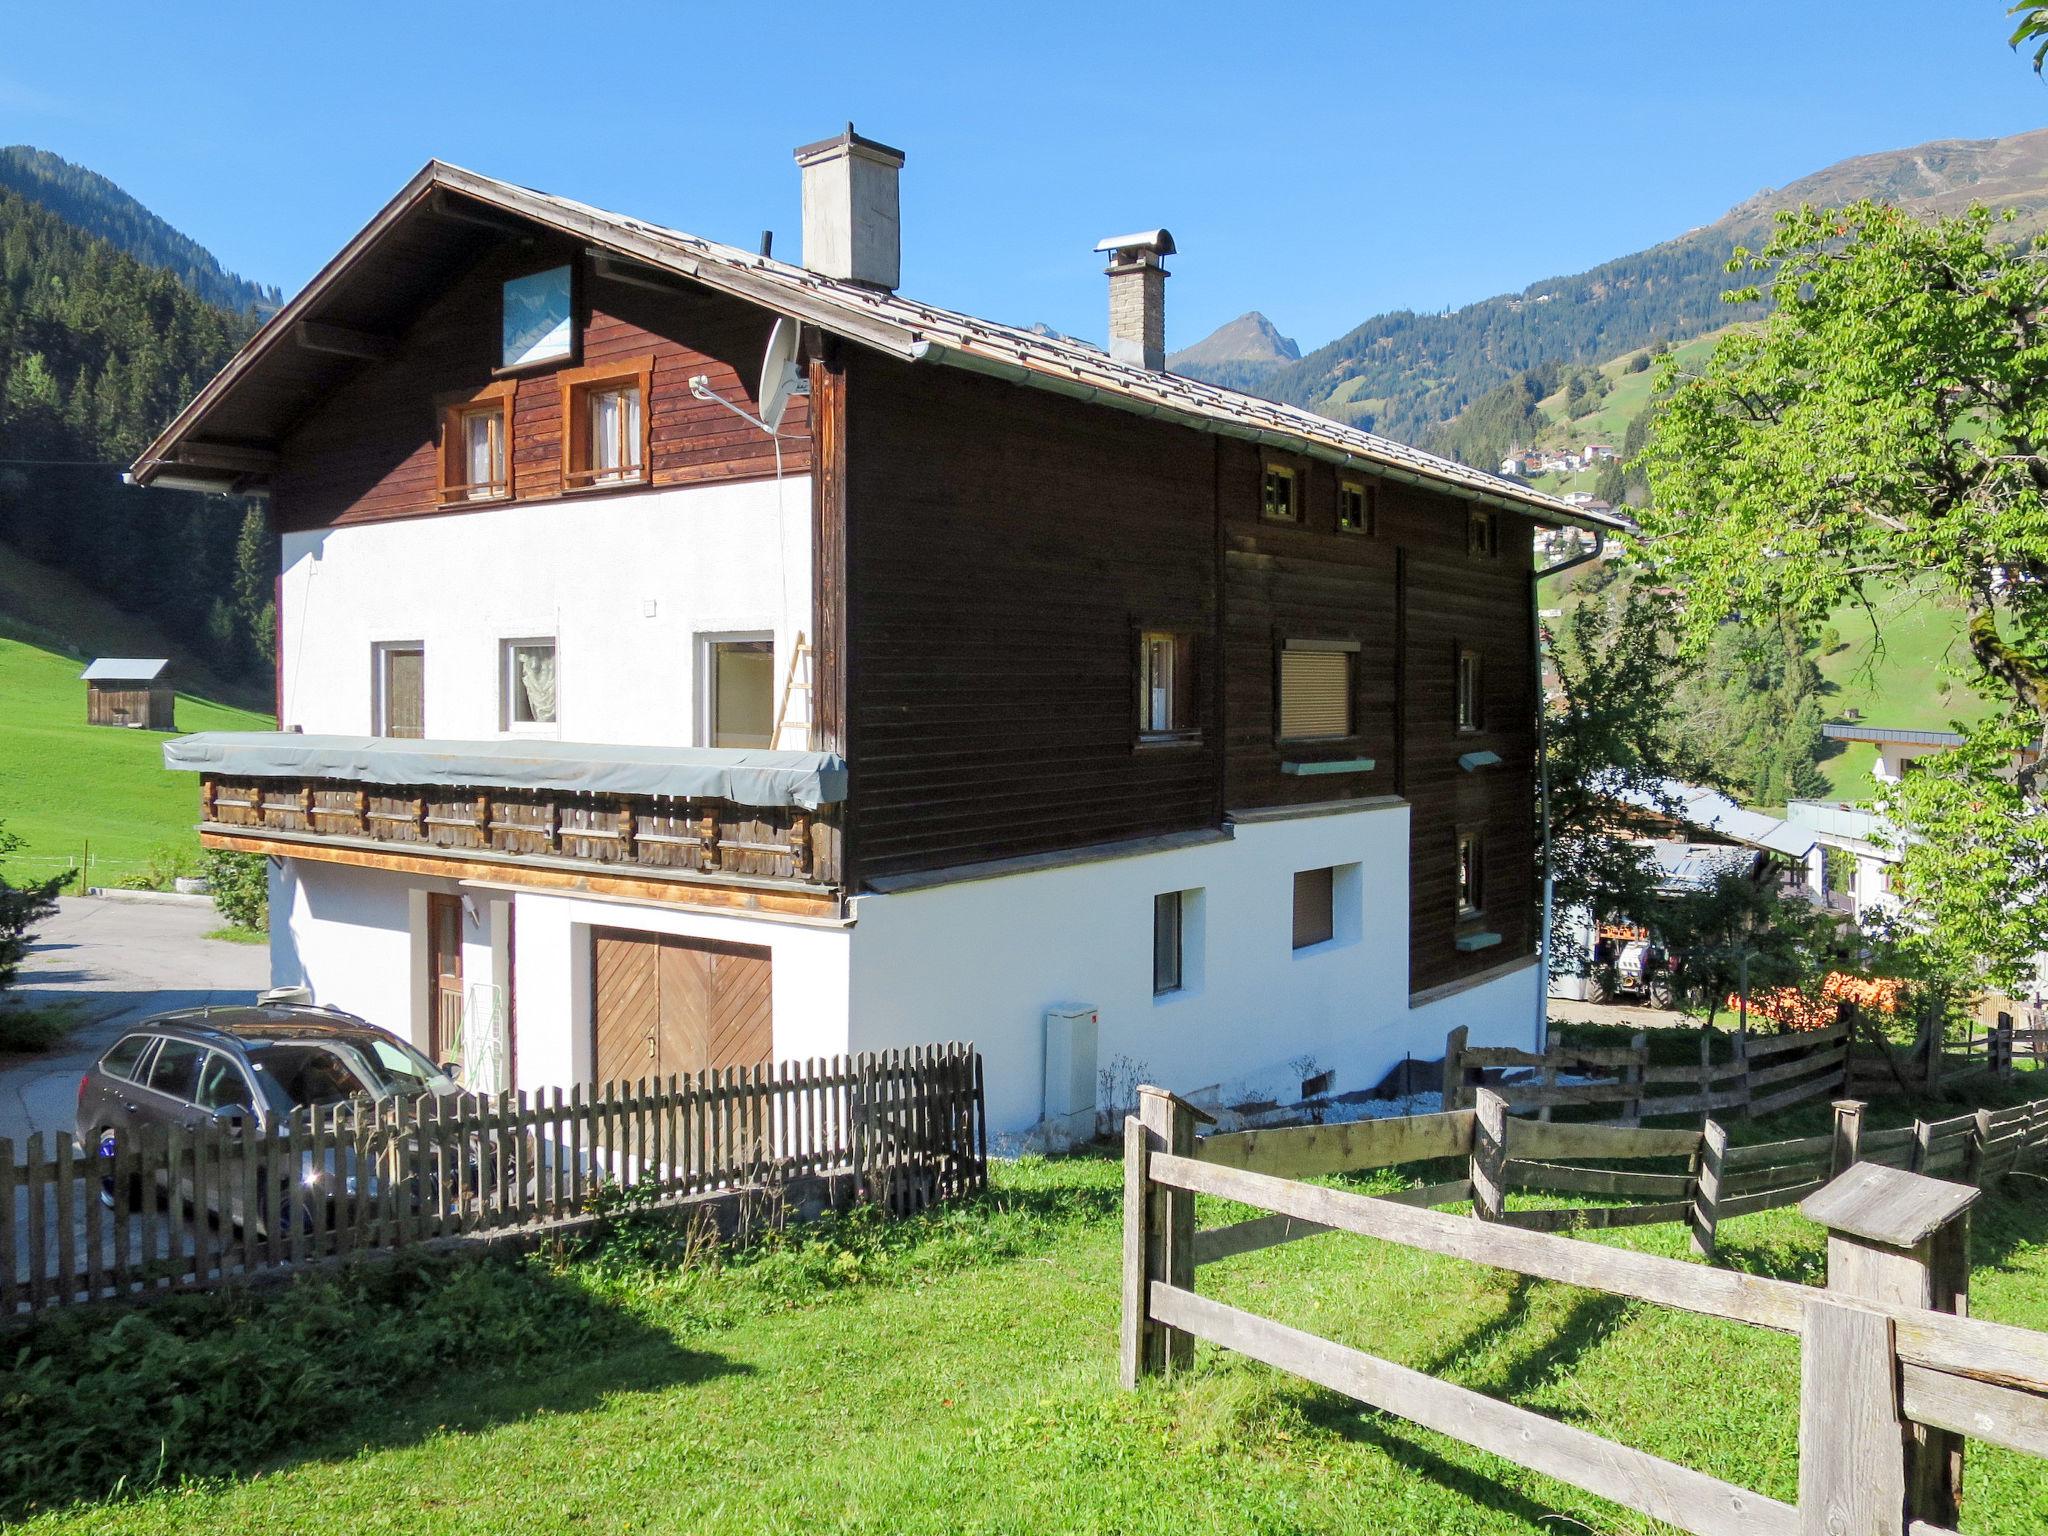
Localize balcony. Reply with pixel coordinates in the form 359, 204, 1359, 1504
166, 733, 844, 901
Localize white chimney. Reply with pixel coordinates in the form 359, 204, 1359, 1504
794, 123, 905, 292
1095, 229, 1176, 370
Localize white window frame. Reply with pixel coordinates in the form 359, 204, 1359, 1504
372, 640, 426, 739
500, 636, 560, 735
696, 629, 778, 750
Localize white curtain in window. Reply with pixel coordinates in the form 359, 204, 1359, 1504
516, 645, 557, 723
464, 410, 501, 497
589, 387, 642, 478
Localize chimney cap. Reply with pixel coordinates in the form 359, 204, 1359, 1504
794, 122, 906, 168
1094, 228, 1176, 258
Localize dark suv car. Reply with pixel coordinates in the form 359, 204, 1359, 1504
75, 1004, 462, 1228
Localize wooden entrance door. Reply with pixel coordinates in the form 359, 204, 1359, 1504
426, 893, 464, 1066
591, 929, 772, 1088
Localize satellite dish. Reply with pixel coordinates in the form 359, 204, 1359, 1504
758, 316, 808, 435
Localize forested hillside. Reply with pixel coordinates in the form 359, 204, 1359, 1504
0, 147, 277, 315
0, 181, 272, 680
1174, 127, 2048, 451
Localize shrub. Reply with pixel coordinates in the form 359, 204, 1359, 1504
0, 1254, 617, 1519
0, 817, 62, 992
204, 848, 268, 931
116, 841, 200, 892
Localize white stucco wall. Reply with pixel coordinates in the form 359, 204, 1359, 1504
269, 857, 500, 1061
278, 475, 812, 745
841, 804, 1531, 1136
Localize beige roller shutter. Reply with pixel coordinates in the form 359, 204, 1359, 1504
1279, 649, 1352, 739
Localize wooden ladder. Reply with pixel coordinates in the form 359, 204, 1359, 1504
772, 633, 813, 750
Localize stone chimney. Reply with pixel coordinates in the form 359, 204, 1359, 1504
1095, 229, 1176, 370
794, 123, 905, 291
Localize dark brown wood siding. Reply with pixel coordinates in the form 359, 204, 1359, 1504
272, 238, 811, 534
841, 353, 1222, 882
1396, 499, 1536, 996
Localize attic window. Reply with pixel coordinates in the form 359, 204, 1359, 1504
560, 357, 652, 491
1261, 464, 1298, 522
437, 383, 514, 504
1338, 480, 1374, 535
1468, 508, 1500, 558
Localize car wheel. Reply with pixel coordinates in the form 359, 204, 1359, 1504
95, 1129, 144, 1211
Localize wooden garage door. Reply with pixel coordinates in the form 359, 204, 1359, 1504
592, 929, 772, 1087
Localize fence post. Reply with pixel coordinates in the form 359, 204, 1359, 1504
1621, 1030, 1647, 1128
1689, 1117, 1727, 1259
1441, 1026, 1469, 1112
1731, 1027, 1752, 1120
1828, 1099, 1865, 1179
1801, 1164, 1979, 1532
1122, 1085, 1196, 1385
1470, 1088, 1508, 1222
1992, 1011, 2014, 1080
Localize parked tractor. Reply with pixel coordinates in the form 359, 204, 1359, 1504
1586, 923, 1675, 1008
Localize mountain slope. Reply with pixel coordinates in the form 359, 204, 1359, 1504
1168, 309, 1298, 377
0, 145, 278, 314
1176, 127, 2048, 448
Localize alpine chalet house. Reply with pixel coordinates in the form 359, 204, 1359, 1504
132, 129, 1621, 1136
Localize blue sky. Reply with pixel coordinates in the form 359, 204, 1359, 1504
5, 2, 2045, 353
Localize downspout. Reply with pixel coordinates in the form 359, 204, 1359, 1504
1532, 530, 1607, 1052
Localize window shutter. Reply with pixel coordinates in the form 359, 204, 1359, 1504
1279, 649, 1351, 739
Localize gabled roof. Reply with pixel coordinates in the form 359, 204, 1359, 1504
1614, 778, 1815, 861
80, 658, 169, 682
131, 162, 1624, 534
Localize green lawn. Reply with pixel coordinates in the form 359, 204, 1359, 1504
13, 1078, 2044, 1536
0, 634, 269, 888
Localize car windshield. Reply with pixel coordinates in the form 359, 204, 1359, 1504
244, 1033, 452, 1113
245, 1043, 376, 1112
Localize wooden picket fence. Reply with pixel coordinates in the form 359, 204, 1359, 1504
1123, 1084, 2048, 1535
2, 1043, 985, 1321
1443, 1020, 1852, 1124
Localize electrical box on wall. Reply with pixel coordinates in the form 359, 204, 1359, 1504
1043, 1004, 1099, 1135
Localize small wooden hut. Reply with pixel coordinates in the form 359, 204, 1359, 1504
81, 658, 175, 730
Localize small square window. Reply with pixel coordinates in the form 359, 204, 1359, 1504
1261, 464, 1298, 522
1292, 867, 1335, 950
502, 638, 558, 730
1468, 508, 1499, 558
1457, 830, 1486, 917
1139, 630, 1198, 741
561, 356, 652, 491
705, 635, 775, 748
375, 642, 425, 738
1456, 648, 1483, 733
1278, 640, 1356, 741
1338, 480, 1374, 535
1153, 892, 1185, 995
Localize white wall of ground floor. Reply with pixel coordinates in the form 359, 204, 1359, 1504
264, 802, 1538, 1134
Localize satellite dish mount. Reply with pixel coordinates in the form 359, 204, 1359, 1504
687, 315, 809, 438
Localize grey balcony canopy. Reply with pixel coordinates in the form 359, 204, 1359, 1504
164, 733, 847, 811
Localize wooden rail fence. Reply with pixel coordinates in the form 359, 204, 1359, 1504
3, 1043, 985, 1322
1123, 1084, 2048, 1536
1443, 1020, 1853, 1123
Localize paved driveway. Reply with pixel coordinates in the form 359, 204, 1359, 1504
1, 896, 268, 1144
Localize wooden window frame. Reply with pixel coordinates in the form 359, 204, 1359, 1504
1468, 507, 1500, 559
1275, 636, 1361, 745
435, 381, 516, 505
1456, 827, 1486, 919
1456, 646, 1483, 734
1135, 626, 1202, 747
1260, 462, 1300, 523
1338, 479, 1376, 536
558, 355, 654, 493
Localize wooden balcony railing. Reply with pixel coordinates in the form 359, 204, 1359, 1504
199, 774, 834, 889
